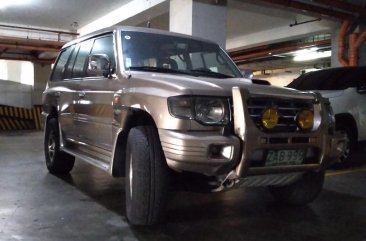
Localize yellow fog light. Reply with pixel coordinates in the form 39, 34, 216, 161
262, 108, 279, 129
297, 110, 314, 130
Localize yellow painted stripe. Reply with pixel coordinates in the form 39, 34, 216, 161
10, 118, 16, 129
326, 167, 366, 177
33, 108, 40, 130
0, 119, 6, 130
14, 108, 18, 118
19, 119, 26, 129
19, 108, 24, 119
14, 119, 22, 129
23, 108, 27, 118
0, 106, 43, 130
3, 118, 11, 130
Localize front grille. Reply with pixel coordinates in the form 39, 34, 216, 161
247, 97, 314, 133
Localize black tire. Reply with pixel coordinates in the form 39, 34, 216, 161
335, 123, 356, 168
125, 126, 170, 226
44, 118, 75, 174
268, 171, 325, 206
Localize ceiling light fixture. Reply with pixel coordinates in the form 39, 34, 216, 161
0, 0, 33, 9
293, 48, 331, 62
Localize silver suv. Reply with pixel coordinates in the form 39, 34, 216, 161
288, 67, 366, 166
42, 26, 345, 225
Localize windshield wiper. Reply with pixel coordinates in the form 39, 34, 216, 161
129, 66, 190, 75
129, 66, 234, 78
189, 69, 232, 78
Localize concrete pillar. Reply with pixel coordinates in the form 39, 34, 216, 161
33, 64, 52, 105
358, 25, 366, 66
169, 0, 227, 48
331, 28, 342, 68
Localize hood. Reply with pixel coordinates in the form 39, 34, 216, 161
312, 90, 344, 99
131, 71, 313, 98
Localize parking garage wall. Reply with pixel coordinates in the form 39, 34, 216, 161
0, 62, 49, 131
0, 105, 42, 131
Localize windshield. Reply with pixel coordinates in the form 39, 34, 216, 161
121, 31, 242, 78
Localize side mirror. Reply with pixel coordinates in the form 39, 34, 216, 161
357, 84, 366, 94
87, 54, 112, 78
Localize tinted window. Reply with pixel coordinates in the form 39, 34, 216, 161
51, 46, 74, 81
63, 45, 79, 79
73, 40, 93, 78
90, 35, 115, 73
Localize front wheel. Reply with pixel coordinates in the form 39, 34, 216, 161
125, 126, 170, 226
268, 171, 325, 206
44, 118, 75, 174
335, 122, 356, 167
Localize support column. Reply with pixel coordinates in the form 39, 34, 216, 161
331, 28, 342, 67
33, 63, 52, 105
169, 0, 227, 48
358, 24, 366, 66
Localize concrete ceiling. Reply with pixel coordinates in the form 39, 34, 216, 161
0, 0, 131, 31
0, 0, 365, 69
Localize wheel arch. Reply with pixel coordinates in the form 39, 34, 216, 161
43, 106, 59, 138
334, 113, 358, 142
44, 106, 58, 125
111, 108, 158, 177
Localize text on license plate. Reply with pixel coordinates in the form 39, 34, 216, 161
266, 150, 305, 166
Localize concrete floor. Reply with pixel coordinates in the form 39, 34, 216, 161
0, 131, 365, 241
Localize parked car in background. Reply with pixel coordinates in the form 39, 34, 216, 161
288, 66, 366, 166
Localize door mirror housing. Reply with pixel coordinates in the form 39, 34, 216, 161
87, 54, 112, 78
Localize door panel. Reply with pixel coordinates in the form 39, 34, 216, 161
74, 78, 114, 151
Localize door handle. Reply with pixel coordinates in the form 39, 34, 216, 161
78, 91, 86, 98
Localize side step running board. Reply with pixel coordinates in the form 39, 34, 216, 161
61, 147, 110, 171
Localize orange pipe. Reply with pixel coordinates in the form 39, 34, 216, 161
338, 20, 350, 67
349, 33, 358, 66
355, 32, 366, 49
348, 32, 366, 66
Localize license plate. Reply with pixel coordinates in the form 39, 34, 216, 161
266, 150, 305, 166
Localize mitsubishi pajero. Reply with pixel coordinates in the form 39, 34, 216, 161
42, 26, 345, 225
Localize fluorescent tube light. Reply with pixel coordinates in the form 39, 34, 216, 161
0, 0, 33, 9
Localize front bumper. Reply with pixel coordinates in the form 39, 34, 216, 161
159, 87, 346, 186
158, 129, 241, 175
159, 128, 345, 177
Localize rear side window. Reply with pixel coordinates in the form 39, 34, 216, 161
72, 40, 94, 78
63, 45, 79, 79
51, 46, 74, 81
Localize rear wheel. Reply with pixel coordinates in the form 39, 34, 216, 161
44, 118, 75, 174
125, 125, 169, 226
268, 171, 325, 206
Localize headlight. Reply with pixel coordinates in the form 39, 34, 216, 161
297, 110, 314, 130
261, 108, 279, 129
168, 96, 229, 125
